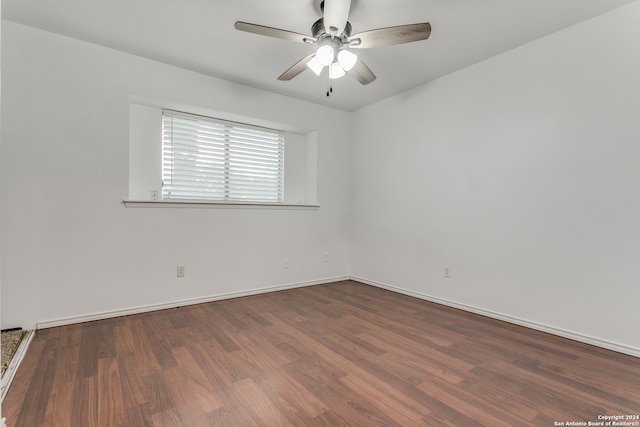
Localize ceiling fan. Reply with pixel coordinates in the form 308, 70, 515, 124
234, 0, 431, 88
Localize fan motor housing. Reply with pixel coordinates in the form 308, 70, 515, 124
311, 18, 352, 40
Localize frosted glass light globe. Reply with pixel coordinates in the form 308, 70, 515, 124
337, 50, 357, 71
316, 45, 335, 67
329, 62, 346, 79
306, 56, 324, 76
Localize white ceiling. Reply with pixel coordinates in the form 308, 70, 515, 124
3, 0, 636, 111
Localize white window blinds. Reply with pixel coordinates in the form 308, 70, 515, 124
162, 110, 285, 203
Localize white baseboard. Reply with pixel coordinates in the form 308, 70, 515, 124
351, 276, 640, 359
36, 276, 350, 330
33, 274, 640, 358
1, 329, 36, 404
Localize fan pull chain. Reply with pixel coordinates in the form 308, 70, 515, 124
326, 78, 333, 97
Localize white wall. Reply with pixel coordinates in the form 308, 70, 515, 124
351, 1, 640, 354
1, 22, 352, 329
2, 2, 640, 356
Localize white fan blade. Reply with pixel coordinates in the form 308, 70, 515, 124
349, 23, 431, 49
323, 0, 351, 36
348, 58, 376, 85
278, 53, 317, 81
235, 22, 310, 43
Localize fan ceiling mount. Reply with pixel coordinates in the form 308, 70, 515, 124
234, 0, 431, 88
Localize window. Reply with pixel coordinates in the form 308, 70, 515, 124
128, 102, 317, 207
161, 110, 285, 203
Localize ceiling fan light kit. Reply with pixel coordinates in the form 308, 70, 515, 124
306, 56, 325, 76
316, 44, 335, 66
329, 61, 346, 79
234, 0, 431, 94
337, 50, 357, 72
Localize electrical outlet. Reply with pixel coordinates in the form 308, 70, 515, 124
443, 265, 451, 278
324, 252, 329, 263
150, 189, 159, 201
177, 265, 185, 277
283, 258, 289, 269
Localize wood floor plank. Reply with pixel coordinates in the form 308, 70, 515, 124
417, 375, 531, 425
96, 357, 125, 426
124, 404, 153, 427
143, 371, 175, 415
14, 337, 57, 426
45, 381, 76, 427
170, 345, 225, 413
4, 280, 640, 426
234, 331, 330, 418
71, 377, 98, 427
339, 372, 430, 425
117, 356, 148, 408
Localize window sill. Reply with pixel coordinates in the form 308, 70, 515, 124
122, 200, 320, 209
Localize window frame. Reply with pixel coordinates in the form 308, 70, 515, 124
161, 109, 285, 204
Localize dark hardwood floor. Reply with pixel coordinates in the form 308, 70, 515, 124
4, 280, 640, 426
